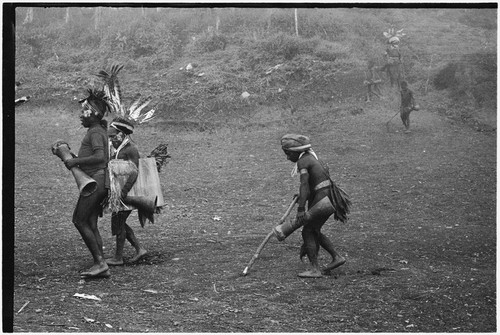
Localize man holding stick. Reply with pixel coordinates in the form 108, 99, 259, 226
399, 80, 417, 133
280, 134, 350, 278
63, 89, 110, 278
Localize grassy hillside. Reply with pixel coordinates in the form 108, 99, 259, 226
14, 6, 497, 128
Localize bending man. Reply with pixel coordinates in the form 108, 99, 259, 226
281, 134, 349, 278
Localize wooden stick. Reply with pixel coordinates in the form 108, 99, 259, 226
386, 110, 400, 125
17, 301, 29, 314
242, 196, 298, 276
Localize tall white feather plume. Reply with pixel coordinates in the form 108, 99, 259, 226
138, 108, 156, 124
384, 27, 406, 40
97, 64, 157, 125
128, 94, 142, 115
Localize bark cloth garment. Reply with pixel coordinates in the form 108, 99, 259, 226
72, 124, 109, 224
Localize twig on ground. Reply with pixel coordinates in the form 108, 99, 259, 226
17, 301, 30, 314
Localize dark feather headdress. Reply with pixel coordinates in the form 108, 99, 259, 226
79, 88, 111, 118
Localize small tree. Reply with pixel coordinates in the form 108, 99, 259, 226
23, 7, 33, 24
294, 8, 299, 36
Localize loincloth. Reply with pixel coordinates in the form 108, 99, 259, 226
72, 171, 107, 224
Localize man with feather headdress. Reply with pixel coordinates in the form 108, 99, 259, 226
96, 64, 166, 265
381, 28, 405, 88
105, 117, 148, 265
280, 134, 351, 278
64, 88, 111, 278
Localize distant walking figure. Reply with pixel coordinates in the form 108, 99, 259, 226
399, 81, 417, 133
364, 60, 383, 102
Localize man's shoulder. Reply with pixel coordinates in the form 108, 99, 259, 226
88, 125, 107, 136
123, 142, 139, 154
298, 153, 319, 167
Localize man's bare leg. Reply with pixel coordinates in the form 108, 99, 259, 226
319, 233, 346, 272
75, 218, 109, 276
298, 230, 323, 278
125, 224, 147, 263
106, 230, 126, 266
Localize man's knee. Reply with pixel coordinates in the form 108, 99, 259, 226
116, 228, 127, 239
73, 218, 96, 232
73, 220, 84, 230
301, 223, 316, 238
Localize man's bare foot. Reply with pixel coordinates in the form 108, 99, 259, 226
129, 248, 147, 263
106, 258, 124, 266
298, 269, 323, 278
324, 256, 346, 272
81, 269, 111, 279
80, 263, 109, 277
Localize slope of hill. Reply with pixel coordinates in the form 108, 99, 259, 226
13, 7, 497, 130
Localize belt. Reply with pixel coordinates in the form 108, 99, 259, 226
314, 180, 331, 191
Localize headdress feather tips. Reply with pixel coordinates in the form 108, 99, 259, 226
383, 28, 405, 43
96, 63, 156, 125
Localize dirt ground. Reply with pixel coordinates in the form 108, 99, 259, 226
11, 84, 496, 332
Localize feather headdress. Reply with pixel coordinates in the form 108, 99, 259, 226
79, 88, 111, 118
96, 63, 156, 125
383, 28, 405, 44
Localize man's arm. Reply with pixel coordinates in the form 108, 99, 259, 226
295, 157, 311, 224
297, 169, 310, 211
69, 149, 105, 167
65, 132, 107, 169
65, 149, 105, 169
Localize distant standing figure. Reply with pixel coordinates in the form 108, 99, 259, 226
364, 60, 383, 102
400, 80, 416, 133
380, 26, 406, 89
382, 37, 403, 88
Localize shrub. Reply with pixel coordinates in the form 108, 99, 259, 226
434, 63, 458, 90
314, 40, 350, 62
186, 32, 228, 54
459, 9, 497, 30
